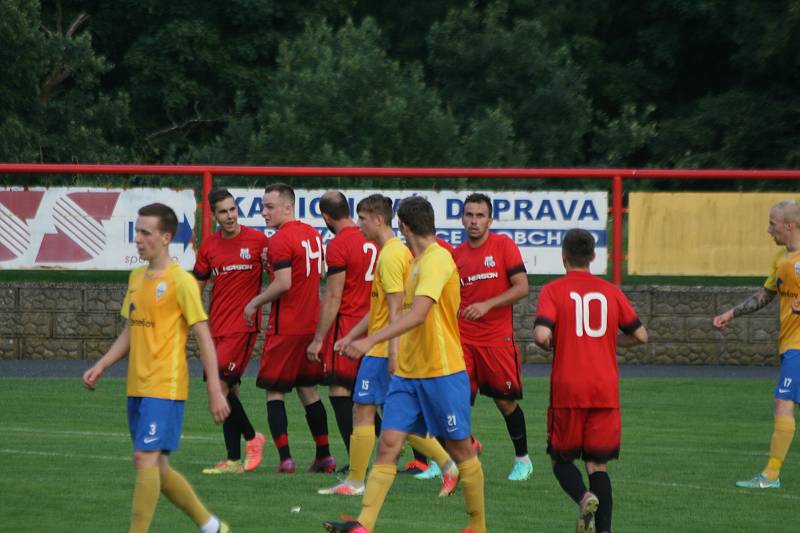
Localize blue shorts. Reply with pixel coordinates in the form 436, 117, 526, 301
127, 397, 185, 453
353, 356, 390, 406
382, 371, 471, 441
775, 350, 800, 402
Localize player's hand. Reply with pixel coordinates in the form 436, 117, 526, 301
306, 339, 323, 362
82, 364, 103, 390
244, 301, 258, 326
209, 391, 230, 423
712, 310, 734, 330
344, 338, 370, 360
462, 301, 491, 321
333, 335, 352, 353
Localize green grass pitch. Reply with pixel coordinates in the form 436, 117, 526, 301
0, 376, 797, 532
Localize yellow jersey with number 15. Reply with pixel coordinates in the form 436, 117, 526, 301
764, 249, 800, 354
396, 242, 465, 379
121, 262, 208, 400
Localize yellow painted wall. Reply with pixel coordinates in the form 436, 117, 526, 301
628, 192, 797, 276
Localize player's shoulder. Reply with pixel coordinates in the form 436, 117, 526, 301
240, 224, 269, 243
168, 263, 197, 284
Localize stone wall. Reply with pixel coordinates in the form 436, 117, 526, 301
0, 282, 781, 365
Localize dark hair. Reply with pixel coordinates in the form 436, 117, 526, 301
138, 203, 178, 240
464, 193, 492, 217
264, 182, 295, 205
562, 228, 595, 267
208, 188, 234, 211
356, 194, 393, 225
319, 191, 350, 220
397, 196, 435, 236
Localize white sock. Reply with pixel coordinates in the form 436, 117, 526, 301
515, 454, 531, 463
200, 515, 220, 533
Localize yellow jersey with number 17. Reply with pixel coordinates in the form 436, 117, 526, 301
121, 262, 208, 400
396, 242, 465, 379
764, 249, 800, 354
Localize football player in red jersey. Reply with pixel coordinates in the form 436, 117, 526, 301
306, 191, 375, 465
194, 188, 268, 475
244, 183, 334, 474
454, 193, 532, 481
534, 229, 647, 533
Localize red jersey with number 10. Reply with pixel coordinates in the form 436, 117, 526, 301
266, 220, 322, 335
324, 226, 374, 319
535, 271, 641, 408
455, 232, 526, 345
193, 225, 269, 337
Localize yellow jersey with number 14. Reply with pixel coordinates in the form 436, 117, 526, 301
396, 242, 465, 379
764, 249, 800, 354
121, 262, 208, 400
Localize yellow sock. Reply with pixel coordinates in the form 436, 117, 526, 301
459, 457, 486, 533
764, 415, 795, 480
160, 467, 212, 526
358, 463, 396, 531
407, 434, 450, 469
349, 425, 376, 482
130, 467, 160, 533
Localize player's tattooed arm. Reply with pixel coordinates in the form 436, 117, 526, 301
732, 287, 776, 317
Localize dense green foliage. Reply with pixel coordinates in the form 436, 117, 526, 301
2, 0, 799, 178
0, 375, 795, 531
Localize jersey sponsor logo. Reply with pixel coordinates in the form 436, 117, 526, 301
484, 255, 496, 268
461, 271, 499, 286
130, 318, 155, 328
240, 247, 251, 260
213, 264, 254, 275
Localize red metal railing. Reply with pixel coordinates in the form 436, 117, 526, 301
3, 163, 800, 284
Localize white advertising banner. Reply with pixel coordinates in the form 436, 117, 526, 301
229, 189, 607, 275
0, 188, 197, 270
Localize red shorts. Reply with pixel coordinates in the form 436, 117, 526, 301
321, 314, 362, 390
547, 407, 621, 462
257, 333, 323, 392
213, 332, 258, 384
462, 342, 523, 402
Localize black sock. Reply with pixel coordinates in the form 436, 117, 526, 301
329, 396, 353, 453
553, 460, 587, 504
413, 447, 428, 464
504, 405, 528, 457
589, 471, 612, 532
229, 392, 256, 441
374, 411, 382, 436
304, 400, 331, 459
223, 411, 241, 461
267, 399, 291, 461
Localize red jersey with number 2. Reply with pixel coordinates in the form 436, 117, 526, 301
535, 271, 641, 408
266, 220, 322, 335
324, 226, 374, 319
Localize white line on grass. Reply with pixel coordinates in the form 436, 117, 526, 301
0, 448, 210, 466
0, 426, 217, 442
621, 479, 800, 500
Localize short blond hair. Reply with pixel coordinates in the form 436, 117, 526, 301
773, 200, 800, 225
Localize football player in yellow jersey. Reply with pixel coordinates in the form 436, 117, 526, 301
324, 196, 486, 533
714, 199, 800, 489
319, 194, 456, 498
83, 203, 231, 533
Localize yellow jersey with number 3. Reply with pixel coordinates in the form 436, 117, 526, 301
121, 262, 208, 400
396, 242, 465, 378
764, 249, 800, 354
